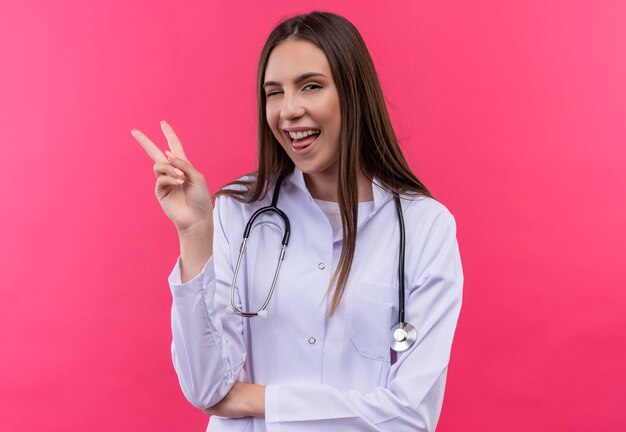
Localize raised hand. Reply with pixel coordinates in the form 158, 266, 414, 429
132, 120, 213, 234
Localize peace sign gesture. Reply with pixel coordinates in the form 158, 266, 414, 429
132, 121, 213, 234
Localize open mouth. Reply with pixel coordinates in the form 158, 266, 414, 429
289, 132, 320, 153
284, 129, 320, 150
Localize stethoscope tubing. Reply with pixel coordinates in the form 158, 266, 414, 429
229, 176, 290, 318
395, 194, 406, 325
228, 174, 417, 352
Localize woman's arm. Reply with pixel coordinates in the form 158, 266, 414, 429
203, 382, 266, 418
178, 219, 213, 284
133, 122, 247, 411
170, 195, 248, 409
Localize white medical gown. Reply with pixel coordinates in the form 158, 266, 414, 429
169, 167, 463, 431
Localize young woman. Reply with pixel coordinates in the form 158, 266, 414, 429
133, 11, 462, 432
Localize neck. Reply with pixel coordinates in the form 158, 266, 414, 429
304, 168, 373, 202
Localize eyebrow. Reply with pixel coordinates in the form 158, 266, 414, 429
262, 72, 327, 88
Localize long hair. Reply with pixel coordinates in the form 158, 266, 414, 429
214, 11, 433, 316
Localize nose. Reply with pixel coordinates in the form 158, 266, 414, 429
279, 92, 305, 121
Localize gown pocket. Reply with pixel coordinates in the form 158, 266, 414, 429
349, 281, 395, 362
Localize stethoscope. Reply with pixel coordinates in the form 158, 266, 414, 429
225, 175, 417, 352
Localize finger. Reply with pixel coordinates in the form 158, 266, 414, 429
155, 174, 185, 193
132, 129, 167, 163
165, 151, 205, 185
160, 120, 189, 161
153, 161, 185, 179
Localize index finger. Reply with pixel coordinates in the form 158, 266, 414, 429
131, 129, 167, 163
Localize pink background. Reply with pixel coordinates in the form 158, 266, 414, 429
1, 1, 625, 431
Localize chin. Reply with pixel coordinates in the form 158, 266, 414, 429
292, 161, 320, 175
293, 159, 338, 178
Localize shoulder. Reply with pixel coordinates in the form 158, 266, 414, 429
398, 195, 462, 290
218, 173, 257, 195
213, 173, 277, 222
214, 173, 257, 206
399, 194, 457, 237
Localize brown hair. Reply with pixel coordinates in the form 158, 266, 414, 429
214, 11, 433, 315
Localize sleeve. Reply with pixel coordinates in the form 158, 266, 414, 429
264, 209, 463, 432
168, 195, 247, 409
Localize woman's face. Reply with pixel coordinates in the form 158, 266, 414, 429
264, 38, 342, 177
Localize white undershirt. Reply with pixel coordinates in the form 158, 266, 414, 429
313, 198, 375, 239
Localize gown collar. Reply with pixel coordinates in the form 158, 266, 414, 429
284, 166, 394, 214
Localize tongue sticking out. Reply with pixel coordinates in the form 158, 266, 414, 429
292, 133, 319, 149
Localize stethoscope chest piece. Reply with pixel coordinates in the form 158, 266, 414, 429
390, 322, 417, 352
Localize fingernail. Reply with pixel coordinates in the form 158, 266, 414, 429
175, 178, 184, 184
174, 168, 184, 176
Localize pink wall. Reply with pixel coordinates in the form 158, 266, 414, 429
1, 1, 625, 430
